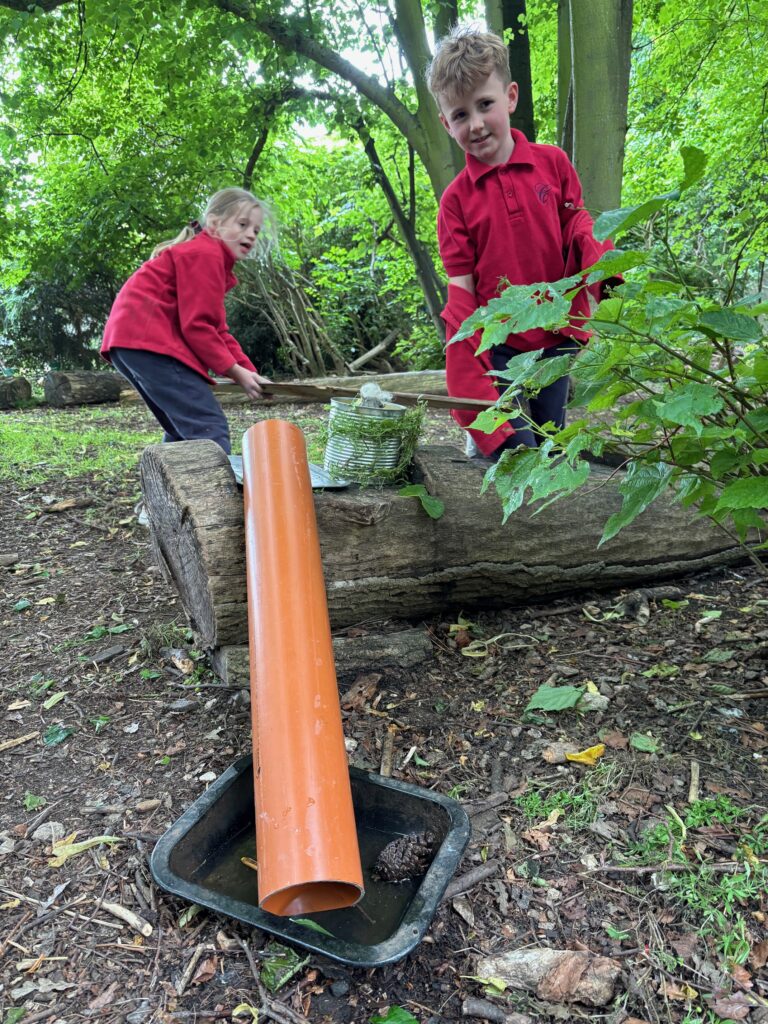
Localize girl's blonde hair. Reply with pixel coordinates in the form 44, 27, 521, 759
151, 187, 276, 259
426, 25, 511, 106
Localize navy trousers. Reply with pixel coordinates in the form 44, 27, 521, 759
490, 340, 579, 457
110, 348, 231, 454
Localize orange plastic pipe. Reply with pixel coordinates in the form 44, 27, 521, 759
241, 420, 364, 916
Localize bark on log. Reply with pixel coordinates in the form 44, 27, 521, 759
475, 948, 621, 1006
0, 376, 32, 409
139, 439, 752, 649
210, 628, 434, 686
44, 371, 122, 407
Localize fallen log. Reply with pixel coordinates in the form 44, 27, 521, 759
0, 376, 32, 409
44, 370, 122, 407
139, 439, 753, 650
210, 627, 434, 686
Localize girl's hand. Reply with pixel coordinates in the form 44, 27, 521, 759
226, 365, 271, 401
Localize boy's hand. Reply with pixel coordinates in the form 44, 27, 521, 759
226, 364, 271, 401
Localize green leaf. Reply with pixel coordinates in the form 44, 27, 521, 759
593, 192, 679, 241
630, 732, 659, 753
679, 146, 707, 191
397, 483, 445, 520
698, 309, 762, 342
525, 684, 583, 713
661, 599, 689, 610
704, 649, 736, 663
290, 917, 336, 937
715, 477, 768, 512
5, 1010, 27, 1024
369, 1008, 419, 1024
641, 663, 679, 679
260, 942, 310, 993
42, 724, 74, 746
654, 382, 723, 435
23, 792, 46, 811
481, 447, 541, 518
600, 462, 674, 545
585, 248, 648, 284
13, 599, 31, 612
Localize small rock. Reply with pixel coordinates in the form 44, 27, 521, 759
344, 737, 358, 753
126, 1002, 152, 1024
330, 980, 350, 997
199, 771, 217, 782
32, 821, 65, 844
135, 799, 161, 814
0, 834, 16, 855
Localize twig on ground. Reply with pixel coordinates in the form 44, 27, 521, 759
461, 996, 508, 1022
443, 860, 500, 901
588, 860, 758, 875
95, 899, 154, 936
238, 938, 307, 1024
688, 759, 701, 803
380, 727, 395, 777
176, 942, 215, 995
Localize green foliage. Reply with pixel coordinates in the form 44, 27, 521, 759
369, 1008, 419, 1024
397, 483, 445, 519
459, 149, 768, 555
525, 683, 583, 712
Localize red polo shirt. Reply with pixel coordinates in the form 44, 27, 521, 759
101, 230, 257, 381
438, 129, 612, 454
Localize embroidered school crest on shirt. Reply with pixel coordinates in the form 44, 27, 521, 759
535, 182, 553, 205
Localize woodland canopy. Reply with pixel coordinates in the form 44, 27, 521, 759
0, 0, 765, 376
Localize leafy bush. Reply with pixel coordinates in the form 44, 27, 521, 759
455, 148, 768, 556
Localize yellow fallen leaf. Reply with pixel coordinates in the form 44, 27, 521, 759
585, 680, 599, 693
36, 597, 56, 606
566, 743, 606, 766
69, 541, 88, 548
536, 808, 563, 828
7, 700, 30, 711
48, 834, 122, 867
1, 899, 21, 910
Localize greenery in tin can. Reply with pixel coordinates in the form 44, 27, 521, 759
320, 402, 425, 487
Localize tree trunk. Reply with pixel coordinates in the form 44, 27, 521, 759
569, 0, 632, 213
0, 376, 32, 409
557, 0, 573, 157
43, 370, 123, 407
139, 440, 752, 651
501, 0, 536, 141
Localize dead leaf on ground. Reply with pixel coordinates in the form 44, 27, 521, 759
660, 980, 698, 1000
601, 729, 629, 749
542, 741, 579, 764
191, 955, 218, 986
340, 673, 381, 710
670, 933, 699, 959
710, 992, 753, 1020
521, 827, 552, 851
88, 981, 119, 1010
749, 938, 768, 969
615, 786, 661, 819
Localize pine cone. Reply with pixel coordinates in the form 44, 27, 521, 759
373, 830, 437, 882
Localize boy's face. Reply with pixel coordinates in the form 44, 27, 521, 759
439, 72, 519, 166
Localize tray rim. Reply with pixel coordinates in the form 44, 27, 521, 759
150, 756, 471, 967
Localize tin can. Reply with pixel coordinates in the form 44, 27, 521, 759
323, 397, 407, 482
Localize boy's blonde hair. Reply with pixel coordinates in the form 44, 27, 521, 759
426, 25, 511, 105
151, 187, 276, 259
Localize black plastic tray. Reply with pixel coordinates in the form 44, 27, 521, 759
150, 756, 471, 967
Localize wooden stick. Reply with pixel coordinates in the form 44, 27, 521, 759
260, 379, 495, 412
688, 760, 701, 804
95, 899, 153, 937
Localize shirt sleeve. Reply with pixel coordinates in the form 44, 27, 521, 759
221, 329, 257, 373
557, 153, 616, 300
173, 248, 248, 375
438, 191, 477, 278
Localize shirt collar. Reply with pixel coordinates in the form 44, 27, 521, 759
465, 128, 534, 183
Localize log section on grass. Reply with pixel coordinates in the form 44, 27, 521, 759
139, 439, 752, 651
0, 376, 32, 409
44, 371, 123, 407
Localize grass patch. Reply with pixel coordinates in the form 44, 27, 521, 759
625, 797, 768, 968
0, 406, 157, 484
514, 761, 624, 828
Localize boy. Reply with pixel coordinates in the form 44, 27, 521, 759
427, 25, 614, 458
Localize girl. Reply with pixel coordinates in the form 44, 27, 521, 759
101, 187, 272, 454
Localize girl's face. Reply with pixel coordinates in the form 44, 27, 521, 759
212, 204, 264, 260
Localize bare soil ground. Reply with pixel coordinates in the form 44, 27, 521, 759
1, 399, 768, 1024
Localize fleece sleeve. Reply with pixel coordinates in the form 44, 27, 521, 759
442, 284, 517, 457
221, 329, 257, 373
557, 154, 616, 301
173, 248, 250, 375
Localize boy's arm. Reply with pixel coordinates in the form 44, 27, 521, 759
558, 156, 618, 299
442, 282, 517, 457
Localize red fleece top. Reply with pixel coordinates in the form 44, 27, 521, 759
438, 129, 613, 454
101, 230, 257, 381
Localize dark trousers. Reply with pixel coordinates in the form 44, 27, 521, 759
110, 348, 231, 454
490, 341, 579, 456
